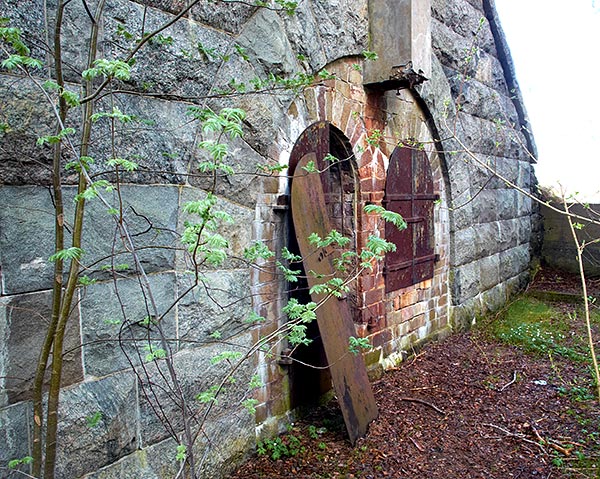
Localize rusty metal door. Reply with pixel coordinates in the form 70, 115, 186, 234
291, 153, 378, 444
384, 145, 437, 292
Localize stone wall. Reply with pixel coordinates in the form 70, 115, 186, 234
0, 0, 537, 477
425, 0, 538, 327
541, 203, 600, 277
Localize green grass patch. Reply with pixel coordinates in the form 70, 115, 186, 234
484, 297, 588, 362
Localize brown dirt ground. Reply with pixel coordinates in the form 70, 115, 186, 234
231, 269, 600, 479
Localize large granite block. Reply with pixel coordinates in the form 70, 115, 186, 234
54, 373, 138, 479
138, 336, 254, 446
0, 402, 31, 468
80, 273, 176, 377
1, 291, 83, 407
177, 269, 252, 347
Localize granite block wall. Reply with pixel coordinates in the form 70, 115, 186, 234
0, 0, 537, 477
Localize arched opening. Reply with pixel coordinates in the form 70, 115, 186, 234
287, 121, 359, 408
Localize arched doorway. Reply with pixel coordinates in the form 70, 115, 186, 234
287, 121, 359, 408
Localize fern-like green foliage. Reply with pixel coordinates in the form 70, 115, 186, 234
107, 157, 138, 171
91, 106, 134, 123
175, 444, 187, 462
363, 204, 407, 230
244, 241, 275, 261
276, 261, 301, 282
309, 277, 349, 298
210, 351, 243, 365
48, 247, 84, 263
308, 230, 351, 248
283, 298, 317, 323
82, 58, 132, 81
74, 180, 114, 202
281, 247, 302, 262
348, 336, 371, 355
37, 127, 76, 146
196, 385, 219, 404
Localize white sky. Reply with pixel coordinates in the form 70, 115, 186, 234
494, 0, 600, 201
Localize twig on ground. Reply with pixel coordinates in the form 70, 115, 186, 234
483, 423, 546, 453
409, 436, 425, 452
528, 423, 573, 456
399, 397, 446, 416
410, 385, 439, 391
500, 370, 518, 391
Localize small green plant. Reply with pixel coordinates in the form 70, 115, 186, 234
175, 444, 187, 462
242, 398, 259, 414
557, 383, 595, 402
257, 435, 303, 460
144, 345, 167, 362
85, 411, 102, 428
8, 456, 33, 469
348, 336, 371, 355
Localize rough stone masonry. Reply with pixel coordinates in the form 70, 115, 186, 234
0, 0, 538, 477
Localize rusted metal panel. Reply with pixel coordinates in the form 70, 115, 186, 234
291, 154, 378, 444
384, 146, 436, 291
289, 122, 330, 177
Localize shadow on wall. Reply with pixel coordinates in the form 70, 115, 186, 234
541, 203, 600, 277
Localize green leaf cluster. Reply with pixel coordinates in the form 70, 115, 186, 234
83, 58, 132, 81
308, 230, 351, 248
362, 50, 379, 61
244, 241, 275, 261
65, 156, 94, 173
144, 345, 167, 362
37, 128, 76, 146
309, 277, 349, 298
244, 311, 266, 324
107, 157, 138, 171
175, 444, 187, 462
364, 204, 407, 230
7, 456, 33, 469
74, 180, 114, 202
196, 385, 219, 404
182, 193, 235, 265
49, 247, 84, 263
242, 398, 259, 414
43, 80, 80, 107
210, 351, 243, 365
85, 411, 103, 428
188, 107, 246, 138
348, 336, 371, 355
91, 106, 134, 124
276, 261, 301, 282
0, 20, 30, 55
366, 129, 382, 147
283, 298, 317, 324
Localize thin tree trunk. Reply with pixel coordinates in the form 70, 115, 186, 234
41, 0, 105, 475
31, 0, 68, 474
565, 199, 600, 400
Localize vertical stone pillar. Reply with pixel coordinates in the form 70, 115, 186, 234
363, 0, 431, 86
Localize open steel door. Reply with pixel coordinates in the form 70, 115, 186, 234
291, 153, 378, 444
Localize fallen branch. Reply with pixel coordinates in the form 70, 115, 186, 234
483, 423, 546, 453
399, 397, 446, 416
528, 423, 573, 456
